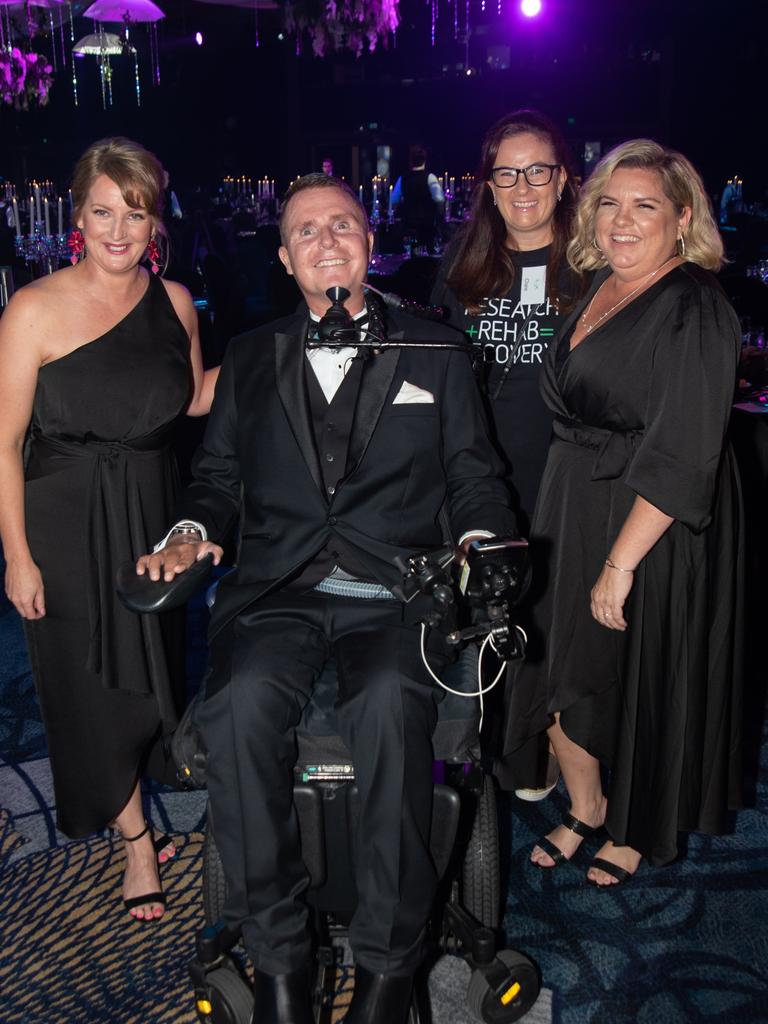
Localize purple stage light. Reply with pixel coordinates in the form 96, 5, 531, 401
521, 0, 542, 16
195, 31, 204, 45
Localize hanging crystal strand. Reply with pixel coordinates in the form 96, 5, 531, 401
254, 4, 259, 48
431, 0, 436, 45
454, 0, 459, 40
107, 56, 113, 106
71, 52, 78, 106
48, 11, 57, 72
70, 17, 79, 106
0, 6, 5, 51
134, 48, 141, 106
150, 22, 160, 85
68, 2, 75, 43
497, 0, 501, 14
98, 55, 106, 109
58, 15, 67, 68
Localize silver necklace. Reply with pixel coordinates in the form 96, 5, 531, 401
580, 256, 677, 334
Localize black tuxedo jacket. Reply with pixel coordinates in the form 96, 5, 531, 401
176, 306, 517, 637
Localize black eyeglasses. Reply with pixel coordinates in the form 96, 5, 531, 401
490, 163, 561, 188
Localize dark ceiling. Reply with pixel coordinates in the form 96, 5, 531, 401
2, 0, 764, 198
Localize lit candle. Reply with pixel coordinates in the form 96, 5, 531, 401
34, 186, 41, 223
271, 180, 275, 198
358, 185, 364, 204
44, 196, 51, 236
29, 198, 34, 236
57, 197, 63, 235
11, 197, 21, 236
388, 185, 393, 213
68, 188, 73, 212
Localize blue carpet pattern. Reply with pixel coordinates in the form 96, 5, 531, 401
1, 556, 766, 1023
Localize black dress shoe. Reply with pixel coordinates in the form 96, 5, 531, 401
250, 965, 314, 1024
343, 965, 414, 1024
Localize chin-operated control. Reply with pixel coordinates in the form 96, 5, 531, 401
318, 286, 355, 343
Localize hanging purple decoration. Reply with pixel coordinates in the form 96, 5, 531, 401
82, 0, 164, 99
82, 0, 164, 20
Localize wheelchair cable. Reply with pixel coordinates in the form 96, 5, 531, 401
419, 624, 520, 734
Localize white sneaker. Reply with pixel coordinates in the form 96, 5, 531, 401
514, 752, 560, 802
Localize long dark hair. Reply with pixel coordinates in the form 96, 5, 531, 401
447, 109, 581, 313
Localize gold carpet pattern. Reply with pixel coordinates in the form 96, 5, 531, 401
0, 825, 359, 1024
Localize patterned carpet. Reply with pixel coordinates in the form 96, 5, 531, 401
1, 558, 766, 1023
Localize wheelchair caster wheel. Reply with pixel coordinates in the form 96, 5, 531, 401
466, 950, 540, 1023
195, 965, 253, 1024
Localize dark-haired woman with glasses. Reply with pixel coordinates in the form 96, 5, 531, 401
432, 109, 584, 536
431, 110, 586, 797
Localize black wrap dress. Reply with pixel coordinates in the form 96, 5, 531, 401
23, 273, 191, 837
505, 263, 744, 865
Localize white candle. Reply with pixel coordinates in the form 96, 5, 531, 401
29, 199, 34, 236
11, 197, 20, 235
34, 186, 41, 223
388, 185, 393, 212
57, 197, 63, 235
44, 197, 51, 236
358, 185, 363, 203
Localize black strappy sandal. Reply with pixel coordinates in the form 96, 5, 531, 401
533, 812, 601, 869
587, 856, 633, 887
120, 822, 168, 920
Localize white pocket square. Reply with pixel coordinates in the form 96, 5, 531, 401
392, 381, 435, 405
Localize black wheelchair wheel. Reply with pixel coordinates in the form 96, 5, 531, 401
466, 950, 540, 1024
461, 774, 500, 929
203, 819, 228, 926
198, 965, 253, 1024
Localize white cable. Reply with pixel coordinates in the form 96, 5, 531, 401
420, 622, 515, 733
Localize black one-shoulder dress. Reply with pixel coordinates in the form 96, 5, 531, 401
504, 264, 744, 865
24, 273, 191, 837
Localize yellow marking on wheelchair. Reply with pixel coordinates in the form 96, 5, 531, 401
500, 981, 521, 1005
196, 998, 213, 1015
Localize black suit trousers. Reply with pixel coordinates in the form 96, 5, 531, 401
196, 591, 444, 976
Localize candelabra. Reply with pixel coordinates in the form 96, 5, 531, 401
14, 226, 70, 274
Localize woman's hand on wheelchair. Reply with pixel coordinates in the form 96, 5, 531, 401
136, 537, 224, 583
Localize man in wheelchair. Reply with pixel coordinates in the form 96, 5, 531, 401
137, 174, 518, 1024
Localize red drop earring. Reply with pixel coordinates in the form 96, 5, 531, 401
67, 228, 85, 265
146, 237, 162, 274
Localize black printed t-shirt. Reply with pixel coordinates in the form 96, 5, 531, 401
431, 243, 581, 530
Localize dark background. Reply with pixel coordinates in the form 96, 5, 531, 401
1, 0, 765, 199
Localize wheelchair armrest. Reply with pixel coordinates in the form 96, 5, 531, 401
116, 553, 215, 614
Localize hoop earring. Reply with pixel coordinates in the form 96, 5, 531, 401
146, 237, 162, 274
591, 237, 602, 253
677, 234, 686, 257
67, 228, 85, 265
556, 191, 563, 202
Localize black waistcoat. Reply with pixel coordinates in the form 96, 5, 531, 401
286, 353, 376, 589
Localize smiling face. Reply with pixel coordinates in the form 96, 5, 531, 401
77, 173, 153, 276
594, 167, 691, 281
278, 186, 373, 316
487, 131, 566, 251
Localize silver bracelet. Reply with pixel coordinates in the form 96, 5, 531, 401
169, 525, 203, 542
605, 557, 634, 574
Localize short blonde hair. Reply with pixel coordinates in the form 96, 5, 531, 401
567, 139, 724, 272
71, 136, 169, 241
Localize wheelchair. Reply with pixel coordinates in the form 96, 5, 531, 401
182, 647, 541, 1024
116, 549, 542, 1023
